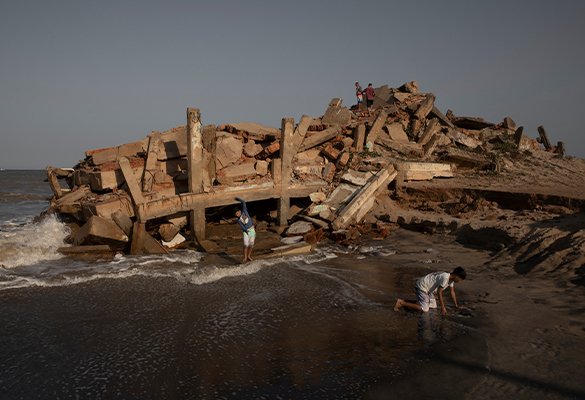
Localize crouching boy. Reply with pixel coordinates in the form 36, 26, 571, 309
394, 267, 467, 314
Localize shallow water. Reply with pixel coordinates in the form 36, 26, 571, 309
0, 170, 473, 399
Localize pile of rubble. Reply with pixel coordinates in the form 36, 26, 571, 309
43, 81, 566, 256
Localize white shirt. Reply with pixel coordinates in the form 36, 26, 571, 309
415, 272, 454, 294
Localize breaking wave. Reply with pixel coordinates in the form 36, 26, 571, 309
0, 214, 69, 269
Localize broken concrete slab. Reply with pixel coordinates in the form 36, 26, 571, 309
130, 222, 168, 255
417, 118, 440, 146
88, 140, 147, 166
158, 126, 188, 160
142, 131, 163, 192
322, 103, 351, 126
161, 232, 187, 249
446, 128, 482, 149
216, 162, 257, 184
537, 125, 553, 151
331, 165, 397, 231
111, 209, 133, 236
439, 147, 490, 169
428, 106, 455, 129
294, 164, 325, 176
73, 215, 129, 249
119, 157, 145, 207
296, 148, 321, 162
224, 122, 281, 141
255, 160, 269, 176
355, 196, 376, 223
309, 192, 327, 203
286, 221, 313, 236
46, 169, 63, 199
325, 184, 359, 211
376, 137, 423, 157
215, 135, 243, 169
298, 126, 342, 152
364, 110, 388, 151
451, 116, 495, 130
243, 139, 264, 157
270, 242, 316, 256
340, 170, 374, 186
82, 196, 135, 220
503, 117, 517, 131
353, 125, 366, 152
398, 162, 454, 181
385, 123, 410, 143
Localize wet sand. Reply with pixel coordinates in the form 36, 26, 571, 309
2, 230, 585, 399
365, 230, 585, 400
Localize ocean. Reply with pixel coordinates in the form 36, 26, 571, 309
0, 169, 471, 399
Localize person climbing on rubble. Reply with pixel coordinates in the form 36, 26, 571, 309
394, 267, 467, 315
235, 197, 256, 263
355, 82, 363, 111
364, 83, 376, 115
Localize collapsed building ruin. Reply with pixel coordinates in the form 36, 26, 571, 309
44, 81, 565, 256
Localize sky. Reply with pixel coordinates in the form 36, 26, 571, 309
1, 0, 584, 169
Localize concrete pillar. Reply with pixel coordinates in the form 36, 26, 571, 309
187, 108, 205, 241
202, 124, 216, 186
277, 197, 290, 227
277, 118, 294, 226
280, 118, 295, 185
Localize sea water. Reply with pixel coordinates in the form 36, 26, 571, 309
0, 170, 471, 399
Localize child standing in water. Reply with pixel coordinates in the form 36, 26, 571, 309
235, 197, 255, 263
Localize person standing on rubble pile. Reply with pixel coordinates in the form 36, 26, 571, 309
235, 197, 256, 263
364, 83, 376, 115
355, 82, 363, 111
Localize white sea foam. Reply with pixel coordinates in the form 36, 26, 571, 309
0, 214, 69, 269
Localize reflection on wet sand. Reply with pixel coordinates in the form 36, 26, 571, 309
0, 247, 474, 399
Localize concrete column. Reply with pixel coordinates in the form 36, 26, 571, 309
187, 108, 205, 241
277, 118, 294, 226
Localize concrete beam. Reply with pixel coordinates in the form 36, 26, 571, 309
138, 182, 327, 222
119, 157, 145, 208
331, 165, 397, 231
142, 131, 162, 192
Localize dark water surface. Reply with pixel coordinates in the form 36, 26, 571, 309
0, 170, 472, 399
0, 255, 470, 399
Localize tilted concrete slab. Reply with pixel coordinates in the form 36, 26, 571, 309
331, 165, 397, 231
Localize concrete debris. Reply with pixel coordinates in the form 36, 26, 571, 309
42, 81, 566, 256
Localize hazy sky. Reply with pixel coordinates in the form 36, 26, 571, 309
2, 0, 584, 169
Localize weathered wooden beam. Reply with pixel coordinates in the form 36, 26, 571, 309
331, 165, 397, 231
